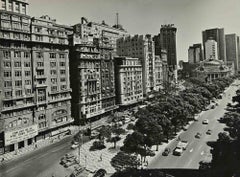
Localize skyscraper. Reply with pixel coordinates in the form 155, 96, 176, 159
159, 24, 177, 69
188, 44, 203, 63
225, 34, 240, 73
205, 39, 218, 60
202, 28, 226, 61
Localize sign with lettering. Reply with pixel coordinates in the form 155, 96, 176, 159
4, 125, 38, 146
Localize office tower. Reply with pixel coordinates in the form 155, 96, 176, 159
159, 24, 177, 69
202, 28, 226, 61
188, 43, 203, 63
114, 57, 143, 106
205, 39, 218, 60
225, 34, 240, 73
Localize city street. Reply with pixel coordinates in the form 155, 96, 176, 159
149, 80, 240, 169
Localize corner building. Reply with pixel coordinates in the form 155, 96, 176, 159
114, 57, 143, 106
0, 0, 73, 154
70, 18, 128, 124
116, 35, 155, 96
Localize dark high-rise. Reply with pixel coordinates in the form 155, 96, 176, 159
159, 24, 177, 70
202, 28, 226, 61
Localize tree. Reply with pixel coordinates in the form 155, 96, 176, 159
98, 125, 112, 143
111, 152, 140, 172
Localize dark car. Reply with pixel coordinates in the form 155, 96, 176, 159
195, 132, 202, 138
162, 148, 171, 156
206, 129, 212, 135
93, 169, 107, 177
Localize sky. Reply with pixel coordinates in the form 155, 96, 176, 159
29, 0, 240, 62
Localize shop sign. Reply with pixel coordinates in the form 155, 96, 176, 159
4, 125, 38, 146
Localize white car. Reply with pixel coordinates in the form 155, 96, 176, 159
202, 119, 209, 124
71, 142, 79, 149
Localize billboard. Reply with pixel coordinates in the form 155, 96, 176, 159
4, 125, 38, 146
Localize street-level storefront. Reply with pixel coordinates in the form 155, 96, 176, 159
4, 124, 38, 153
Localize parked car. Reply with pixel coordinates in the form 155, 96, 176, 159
206, 129, 212, 135
162, 148, 171, 156
195, 132, 202, 138
64, 159, 79, 168
70, 166, 84, 177
90, 131, 100, 139
202, 119, 209, 124
93, 169, 107, 177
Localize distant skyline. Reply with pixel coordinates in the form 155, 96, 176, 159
30, 0, 240, 62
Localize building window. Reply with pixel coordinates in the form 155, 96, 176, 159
1, 0, 6, 10
25, 89, 31, 95
8, 0, 12, 11
3, 51, 11, 58
15, 71, 21, 77
60, 78, 66, 82
60, 62, 65, 67
14, 61, 21, 67
51, 78, 57, 84
36, 52, 43, 58
24, 62, 31, 67
16, 90, 22, 97
3, 61, 11, 67
50, 53, 56, 58
4, 91, 12, 98
50, 70, 57, 75
60, 85, 66, 90
59, 54, 65, 58
4, 71, 11, 77
25, 80, 31, 85
1, 20, 10, 29
37, 62, 44, 67
15, 80, 22, 87
50, 62, 56, 67
51, 86, 57, 92
22, 4, 26, 14
12, 22, 20, 30
4, 81, 12, 88
15, 1, 20, 12
25, 71, 31, 76
60, 70, 66, 75
14, 51, 21, 58
24, 52, 30, 58
35, 35, 43, 41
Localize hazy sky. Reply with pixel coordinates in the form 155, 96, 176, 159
30, 0, 240, 62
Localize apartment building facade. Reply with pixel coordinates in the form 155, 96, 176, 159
116, 34, 155, 96
70, 18, 128, 124
0, 0, 73, 154
114, 57, 143, 106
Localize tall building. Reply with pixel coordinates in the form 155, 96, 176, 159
116, 34, 155, 95
188, 43, 203, 63
225, 34, 240, 73
155, 55, 163, 90
202, 28, 226, 61
70, 17, 128, 124
0, 0, 32, 154
114, 57, 143, 106
31, 15, 73, 141
159, 24, 177, 69
0, 0, 73, 155
205, 39, 218, 60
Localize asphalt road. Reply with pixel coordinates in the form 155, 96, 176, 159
149, 80, 240, 169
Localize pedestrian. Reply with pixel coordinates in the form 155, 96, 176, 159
100, 154, 102, 161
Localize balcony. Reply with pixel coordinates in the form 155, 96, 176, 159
48, 96, 71, 104
2, 103, 35, 112
35, 75, 47, 79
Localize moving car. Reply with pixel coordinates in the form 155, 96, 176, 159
195, 132, 202, 138
162, 148, 171, 156
206, 129, 212, 135
93, 169, 107, 177
202, 119, 209, 124
173, 147, 183, 156
71, 142, 79, 149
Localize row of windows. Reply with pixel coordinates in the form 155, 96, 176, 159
4, 89, 32, 98
1, 0, 27, 14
